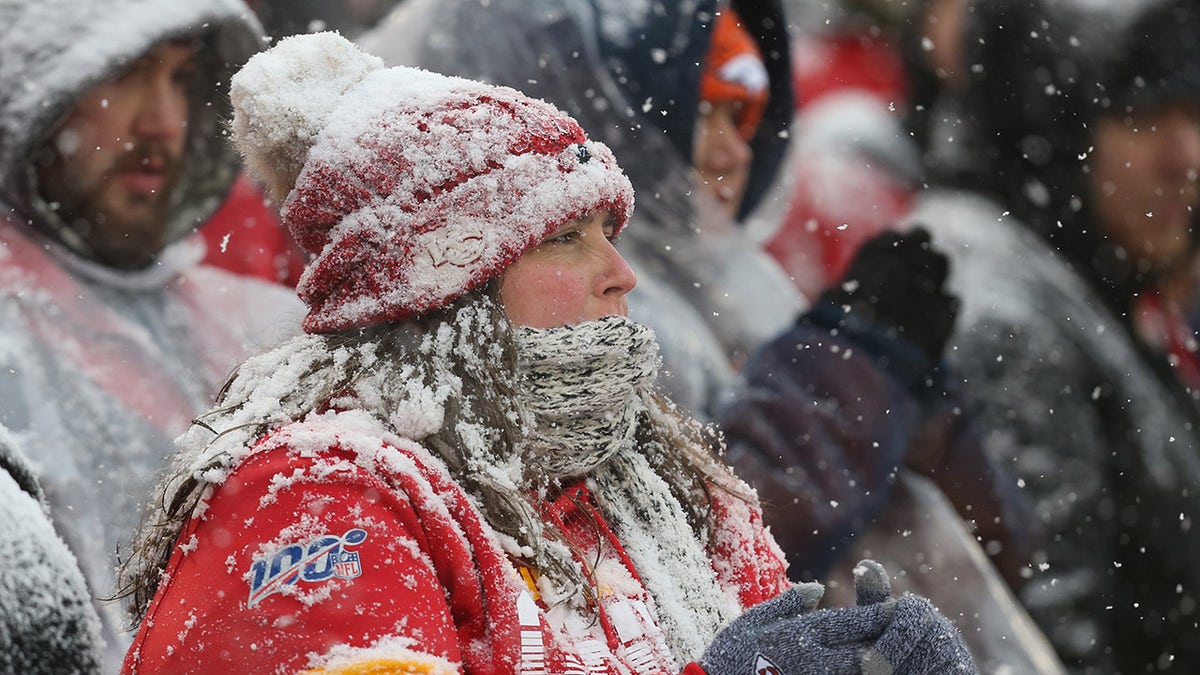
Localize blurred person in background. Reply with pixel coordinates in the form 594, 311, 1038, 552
0, 0, 303, 666
908, 0, 1200, 670
717, 221, 1054, 671
713, 1, 1056, 668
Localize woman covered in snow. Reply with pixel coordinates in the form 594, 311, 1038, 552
357, 0, 1034, 596
118, 33, 973, 674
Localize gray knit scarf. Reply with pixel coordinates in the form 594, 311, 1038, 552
514, 315, 657, 477
514, 316, 737, 665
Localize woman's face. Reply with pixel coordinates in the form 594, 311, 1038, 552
500, 210, 637, 328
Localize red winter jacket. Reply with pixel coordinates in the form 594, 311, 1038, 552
123, 412, 788, 674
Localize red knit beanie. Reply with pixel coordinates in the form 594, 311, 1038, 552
230, 32, 634, 333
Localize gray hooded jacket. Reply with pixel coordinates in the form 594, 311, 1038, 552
0, 0, 303, 669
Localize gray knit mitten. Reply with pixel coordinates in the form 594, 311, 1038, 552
699, 560, 976, 675
861, 592, 976, 674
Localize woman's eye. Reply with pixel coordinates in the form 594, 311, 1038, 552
546, 230, 582, 245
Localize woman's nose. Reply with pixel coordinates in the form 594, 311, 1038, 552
600, 238, 637, 297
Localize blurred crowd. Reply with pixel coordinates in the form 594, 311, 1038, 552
1, 0, 1198, 672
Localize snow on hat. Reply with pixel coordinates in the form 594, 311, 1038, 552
230, 32, 634, 333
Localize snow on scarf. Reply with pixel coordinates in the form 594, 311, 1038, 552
514, 315, 738, 664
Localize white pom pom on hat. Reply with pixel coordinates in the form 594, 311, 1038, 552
231, 32, 385, 203
229, 32, 635, 334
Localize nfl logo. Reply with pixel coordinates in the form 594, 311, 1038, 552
333, 551, 362, 579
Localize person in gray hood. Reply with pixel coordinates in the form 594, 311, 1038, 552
0, 0, 303, 668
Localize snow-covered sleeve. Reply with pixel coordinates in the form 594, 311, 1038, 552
0, 432, 104, 674
122, 442, 464, 675
706, 484, 790, 609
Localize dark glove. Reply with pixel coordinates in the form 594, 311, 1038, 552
698, 560, 976, 675
818, 227, 959, 365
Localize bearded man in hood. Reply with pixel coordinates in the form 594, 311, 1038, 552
0, 0, 303, 668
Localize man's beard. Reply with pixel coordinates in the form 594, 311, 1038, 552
40, 140, 183, 269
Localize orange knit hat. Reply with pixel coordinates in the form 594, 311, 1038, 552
699, 9, 770, 140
